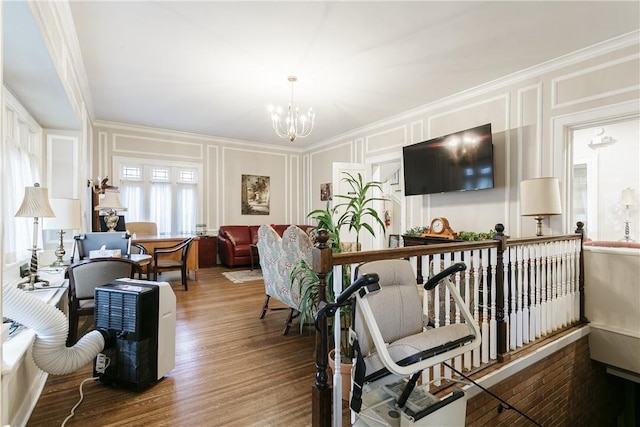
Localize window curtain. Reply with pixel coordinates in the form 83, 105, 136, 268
176, 184, 197, 235
150, 182, 172, 235
120, 181, 144, 222
4, 141, 40, 264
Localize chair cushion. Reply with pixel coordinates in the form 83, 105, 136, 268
156, 260, 183, 268
78, 300, 95, 309
363, 323, 475, 376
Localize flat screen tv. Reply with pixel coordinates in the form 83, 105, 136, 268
403, 123, 494, 196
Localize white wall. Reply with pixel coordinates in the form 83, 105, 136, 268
303, 33, 640, 239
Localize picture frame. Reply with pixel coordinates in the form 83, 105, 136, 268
241, 174, 270, 215
388, 234, 400, 248
320, 182, 332, 201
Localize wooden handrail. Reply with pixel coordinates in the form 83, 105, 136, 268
311, 223, 586, 426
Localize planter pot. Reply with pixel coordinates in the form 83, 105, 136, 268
328, 348, 352, 401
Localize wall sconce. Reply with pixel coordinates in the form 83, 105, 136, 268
14, 183, 56, 290
43, 198, 82, 266
621, 187, 637, 242
520, 177, 562, 236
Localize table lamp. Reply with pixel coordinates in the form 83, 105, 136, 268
95, 189, 127, 232
621, 187, 637, 242
43, 198, 82, 266
14, 183, 56, 290
520, 177, 562, 236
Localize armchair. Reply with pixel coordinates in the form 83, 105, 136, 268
127, 221, 158, 236
152, 237, 195, 290
256, 225, 313, 335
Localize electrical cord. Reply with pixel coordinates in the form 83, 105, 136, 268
61, 357, 110, 427
60, 376, 99, 427
442, 361, 542, 427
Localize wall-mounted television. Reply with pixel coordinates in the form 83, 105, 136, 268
403, 123, 494, 196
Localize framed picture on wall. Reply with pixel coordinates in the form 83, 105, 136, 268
241, 174, 270, 215
388, 234, 400, 248
320, 182, 332, 201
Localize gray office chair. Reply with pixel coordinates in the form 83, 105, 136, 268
74, 232, 131, 260
66, 257, 140, 346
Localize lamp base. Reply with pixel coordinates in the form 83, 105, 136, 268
51, 229, 66, 266
620, 220, 634, 242
105, 211, 119, 232
16, 274, 50, 291
534, 216, 544, 236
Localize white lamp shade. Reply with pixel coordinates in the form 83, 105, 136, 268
43, 198, 82, 230
14, 184, 56, 218
520, 177, 562, 216
621, 188, 637, 206
95, 190, 127, 211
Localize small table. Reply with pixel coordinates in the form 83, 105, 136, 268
249, 244, 259, 271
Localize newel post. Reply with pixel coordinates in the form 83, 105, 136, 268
575, 221, 587, 323
493, 223, 510, 362
312, 230, 332, 427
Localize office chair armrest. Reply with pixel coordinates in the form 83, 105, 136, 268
424, 262, 466, 291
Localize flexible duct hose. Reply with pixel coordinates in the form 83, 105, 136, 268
3, 283, 105, 375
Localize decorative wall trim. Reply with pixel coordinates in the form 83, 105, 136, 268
94, 120, 304, 154
112, 132, 203, 159
205, 145, 219, 232
410, 120, 423, 144
516, 83, 543, 237
551, 53, 640, 109
46, 134, 79, 198
551, 99, 640, 233
98, 131, 108, 179
365, 126, 406, 154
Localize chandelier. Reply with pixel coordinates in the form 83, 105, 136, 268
268, 76, 315, 142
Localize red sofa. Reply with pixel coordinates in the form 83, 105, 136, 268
218, 224, 313, 268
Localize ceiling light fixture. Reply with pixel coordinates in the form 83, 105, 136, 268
268, 76, 315, 142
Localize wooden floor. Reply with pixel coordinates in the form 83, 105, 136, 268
27, 267, 325, 427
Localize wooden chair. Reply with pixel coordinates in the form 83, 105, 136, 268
127, 222, 158, 236
129, 243, 149, 279
66, 257, 140, 346
152, 237, 194, 290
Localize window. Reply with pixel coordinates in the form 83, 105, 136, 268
3, 96, 43, 266
118, 161, 200, 235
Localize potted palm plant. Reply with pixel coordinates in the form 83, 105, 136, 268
290, 171, 387, 399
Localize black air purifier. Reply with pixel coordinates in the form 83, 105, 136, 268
93, 279, 176, 391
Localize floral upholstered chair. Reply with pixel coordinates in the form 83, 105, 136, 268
257, 224, 313, 335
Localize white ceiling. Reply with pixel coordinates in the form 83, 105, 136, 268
4, 1, 640, 147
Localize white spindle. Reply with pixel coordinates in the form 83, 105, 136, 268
508, 247, 516, 350
516, 246, 524, 348
489, 247, 497, 360
481, 248, 490, 363
472, 249, 481, 368
522, 245, 530, 344
333, 265, 344, 427
432, 254, 442, 385
535, 243, 542, 338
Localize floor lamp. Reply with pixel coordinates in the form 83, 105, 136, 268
520, 177, 562, 236
43, 198, 82, 266
14, 183, 56, 290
